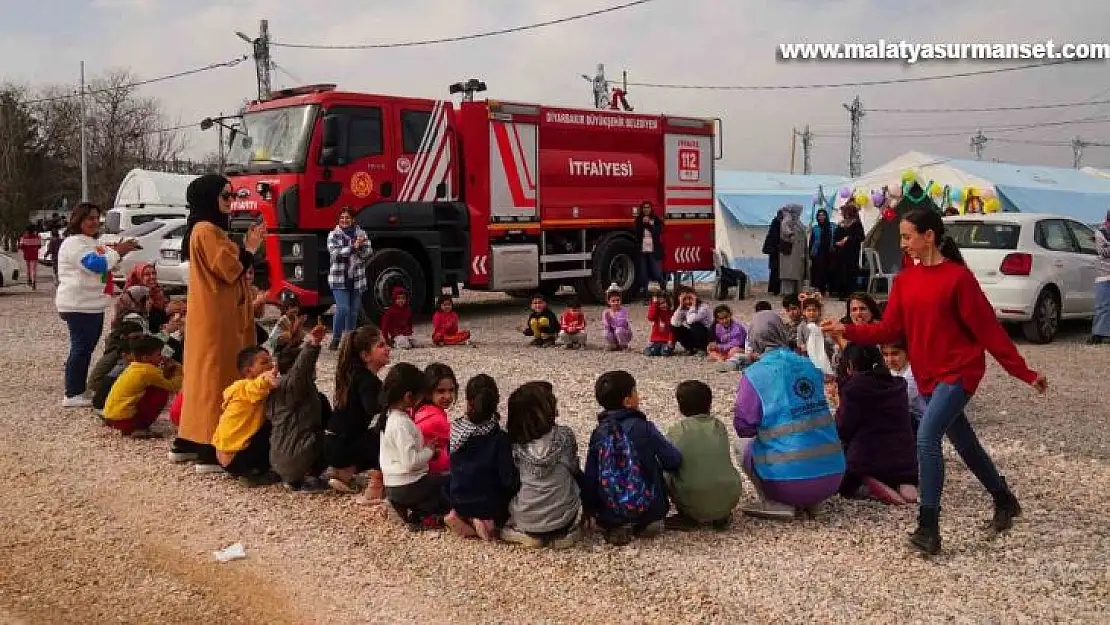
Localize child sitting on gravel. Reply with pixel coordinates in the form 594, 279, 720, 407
380, 362, 450, 530
502, 381, 584, 548
102, 335, 183, 439
662, 381, 741, 530
381, 286, 416, 349
781, 294, 803, 347
644, 288, 674, 357
522, 294, 559, 347
558, 298, 588, 350
413, 363, 456, 475
707, 304, 746, 363
89, 319, 146, 400
584, 371, 683, 546
262, 291, 308, 354
267, 323, 331, 492
835, 344, 919, 505
602, 284, 633, 351
445, 375, 520, 540
326, 326, 389, 496
431, 295, 471, 346
881, 341, 925, 433
212, 346, 280, 486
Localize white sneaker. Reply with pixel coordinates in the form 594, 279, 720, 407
62, 396, 93, 408
741, 499, 798, 521
194, 463, 224, 475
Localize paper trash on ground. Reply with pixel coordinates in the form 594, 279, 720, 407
213, 542, 246, 562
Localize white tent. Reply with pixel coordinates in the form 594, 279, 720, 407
113, 169, 197, 208
1081, 166, 1110, 180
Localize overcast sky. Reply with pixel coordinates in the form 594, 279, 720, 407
3, 0, 1110, 175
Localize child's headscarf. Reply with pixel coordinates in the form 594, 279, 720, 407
747, 310, 794, 355
125, 263, 166, 311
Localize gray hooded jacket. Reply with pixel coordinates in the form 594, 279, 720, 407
267, 343, 325, 482
508, 424, 582, 534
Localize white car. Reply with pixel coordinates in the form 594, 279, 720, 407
0, 254, 20, 288
155, 223, 189, 289
102, 218, 187, 283
945, 213, 1100, 343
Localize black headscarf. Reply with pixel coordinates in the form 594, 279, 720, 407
182, 174, 230, 262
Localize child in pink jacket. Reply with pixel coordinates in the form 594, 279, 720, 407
413, 363, 456, 474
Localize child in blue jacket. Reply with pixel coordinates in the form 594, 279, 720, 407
583, 370, 682, 546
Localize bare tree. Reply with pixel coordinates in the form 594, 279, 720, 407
0, 84, 45, 246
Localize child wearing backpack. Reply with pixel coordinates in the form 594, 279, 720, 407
583, 370, 682, 546
663, 381, 742, 530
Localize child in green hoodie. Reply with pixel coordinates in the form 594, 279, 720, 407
664, 380, 742, 530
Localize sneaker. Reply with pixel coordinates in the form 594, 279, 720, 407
327, 476, 358, 493
663, 514, 700, 532
62, 396, 93, 408
547, 524, 583, 549
284, 477, 329, 493
194, 463, 225, 475
500, 526, 545, 548
741, 499, 798, 521
635, 520, 664, 539
604, 525, 633, 546
168, 438, 198, 463
193, 445, 223, 474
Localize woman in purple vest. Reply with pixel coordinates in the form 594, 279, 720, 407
733, 310, 845, 520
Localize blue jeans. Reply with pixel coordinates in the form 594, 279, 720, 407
640, 254, 664, 293
918, 382, 1005, 509
60, 312, 104, 398
331, 288, 362, 341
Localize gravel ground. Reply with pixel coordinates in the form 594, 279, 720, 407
1, 276, 1107, 624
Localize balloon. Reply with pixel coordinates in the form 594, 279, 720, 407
888, 184, 903, 199
881, 208, 897, 222
901, 169, 917, 184
979, 188, 995, 200
984, 198, 1001, 213
929, 184, 944, 199
949, 187, 962, 202
854, 192, 869, 207
871, 190, 886, 207
839, 187, 852, 199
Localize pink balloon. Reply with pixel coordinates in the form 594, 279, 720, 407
888, 184, 903, 199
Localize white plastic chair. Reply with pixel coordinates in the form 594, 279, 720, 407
862, 247, 895, 295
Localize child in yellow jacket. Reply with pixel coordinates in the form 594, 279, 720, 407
103, 335, 183, 438
212, 346, 279, 485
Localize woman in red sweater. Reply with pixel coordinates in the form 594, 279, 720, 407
822, 208, 1047, 556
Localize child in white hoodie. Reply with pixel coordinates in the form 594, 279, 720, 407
379, 362, 450, 530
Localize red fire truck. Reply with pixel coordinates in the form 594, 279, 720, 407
221, 84, 718, 318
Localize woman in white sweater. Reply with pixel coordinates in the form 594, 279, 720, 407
54, 203, 137, 407
378, 363, 450, 527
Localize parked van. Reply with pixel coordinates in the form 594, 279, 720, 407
103, 205, 189, 235
104, 168, 196, 234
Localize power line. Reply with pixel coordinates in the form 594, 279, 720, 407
22, 56, 248, 105
870, 98, 1110, 114
270, 0, 659, 49
814, 113, 1110, 138
620, 59, 1082, 91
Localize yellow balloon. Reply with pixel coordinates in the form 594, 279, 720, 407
901, 169, 917, 184
854, 193, 869, 206
984, 198, 1001, 213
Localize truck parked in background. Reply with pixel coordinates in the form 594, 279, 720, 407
221, 84, 719, 318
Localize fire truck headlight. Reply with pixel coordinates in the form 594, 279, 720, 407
291, 243, 303, 258
292, 265, 304, 281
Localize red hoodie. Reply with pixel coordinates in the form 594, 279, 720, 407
413, 403, 451, 474
432, 310, 460, 336
843, 260, 1037, 395
380, 286, 413, 342
560, 309, 586, 334
647, 300, 674, 343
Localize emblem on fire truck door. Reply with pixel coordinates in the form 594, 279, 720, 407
351, 171, 374, 198
396, 157, 412, 174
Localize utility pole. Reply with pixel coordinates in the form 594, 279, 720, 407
1072, 136, 1086, 168
790, 127, 797, 173
970, 130, 988, 160
217, 111, 225, 170
79, 61, 88, 202
800, 125, 813, 175
238, 20, 272, 100
843, 95, 864, 177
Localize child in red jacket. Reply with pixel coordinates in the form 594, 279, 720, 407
380, 286, 415, 349
557, 298, 588, 349
413, 363, 456, 475
432, 295, 471, 346
645, 289, 675, 357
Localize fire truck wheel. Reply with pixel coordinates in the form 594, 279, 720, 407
363, 249, 428, 321
584, 234, 638, 303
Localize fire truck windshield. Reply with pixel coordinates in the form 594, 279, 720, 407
226, 104, 318, 173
